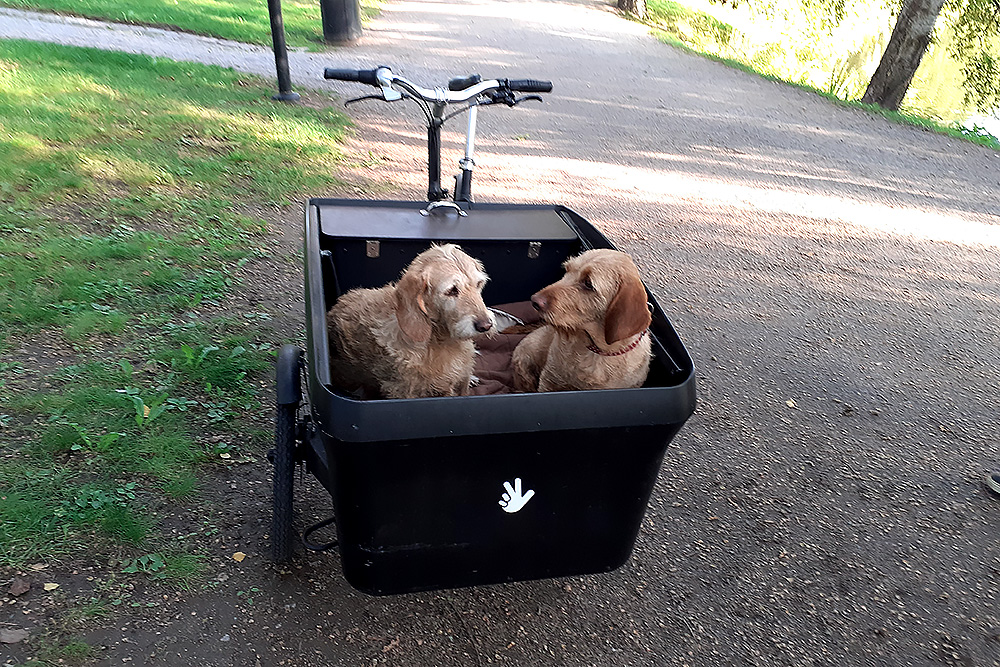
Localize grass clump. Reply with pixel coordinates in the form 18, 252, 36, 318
647, 0, 733, 51
18, 637, 95, 667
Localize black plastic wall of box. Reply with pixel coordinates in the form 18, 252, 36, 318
320, 423, 679, 595
303, 199, 696, 443
313, 199, 586, 307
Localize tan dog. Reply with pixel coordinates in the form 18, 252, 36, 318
512, 249, 652, 393
327, 244, 494, 399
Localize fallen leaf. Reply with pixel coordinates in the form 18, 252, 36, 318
9, 577, 30, 596
0, 628, 30, 644
233, 552, 246, 562
143, 405, 150, 418
219, 452, 231, 459
43, 582, 59, 591
785, 399, 797, 408
28, 563, 47, 571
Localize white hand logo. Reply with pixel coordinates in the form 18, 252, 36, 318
499, 478, 535, 513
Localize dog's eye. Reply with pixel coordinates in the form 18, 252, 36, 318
476, 280, 485, 291
445, 286, 460, 297
580, 277, 595, 292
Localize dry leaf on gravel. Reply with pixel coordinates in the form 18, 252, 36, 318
233, 552, 246, 562
43, 582, 59, 591
8, 577, 30, 596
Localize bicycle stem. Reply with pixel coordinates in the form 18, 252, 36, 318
426, 101, 448, 202
426, 100, 479, 203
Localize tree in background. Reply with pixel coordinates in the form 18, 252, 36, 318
861, 0, 948, 110
862, 0, 1000, 112
619, 0, 648, 20
948, 0, 1000, 112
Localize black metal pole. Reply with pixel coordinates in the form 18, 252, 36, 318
266, 0, 300, 102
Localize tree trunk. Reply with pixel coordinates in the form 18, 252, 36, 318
861, 0, 947, 110
618, 0, 647, 21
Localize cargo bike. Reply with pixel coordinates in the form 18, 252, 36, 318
270, 66, 697, 595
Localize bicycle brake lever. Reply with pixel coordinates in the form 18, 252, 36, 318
484, 89, 517, 107
345, 94, 386, 106
513, 95, 544, 105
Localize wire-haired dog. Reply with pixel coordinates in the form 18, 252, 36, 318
327, 244, 494, 399
512, 249, 652, 393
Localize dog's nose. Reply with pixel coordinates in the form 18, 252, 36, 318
531, 293, 548, 312
474, 317, 493, 333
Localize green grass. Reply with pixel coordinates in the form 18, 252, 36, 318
19, 638, 94, 667
0, 41, 349, 337
0, 39, 350, 575
647, 0, 733, 51
0, 0, 379, 48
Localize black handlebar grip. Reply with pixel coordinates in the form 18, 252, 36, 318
506, 79, 553, 93
448, 74, 482, 91
323, 68, 381, 86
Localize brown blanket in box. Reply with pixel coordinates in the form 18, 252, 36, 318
470, 301, 543, 396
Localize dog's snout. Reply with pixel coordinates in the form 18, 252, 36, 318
531, 293, 548, 312
474, 316, 493, 333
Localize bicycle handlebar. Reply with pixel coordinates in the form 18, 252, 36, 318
323, 68, 381, 86
448, 74, 482, 91
506, 79, 553, 93
324, 66, 552, 103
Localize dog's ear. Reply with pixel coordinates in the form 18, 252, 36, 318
395, 270, 432, 342
604, 273, 651, 344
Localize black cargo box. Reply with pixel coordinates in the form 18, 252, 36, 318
301, 199, 696, 595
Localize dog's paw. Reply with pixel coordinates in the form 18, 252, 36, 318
469, 375, 481, 388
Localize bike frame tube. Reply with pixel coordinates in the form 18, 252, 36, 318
427, 102, 448, 202
464, 105, 478, 159
455, 105, 478, 202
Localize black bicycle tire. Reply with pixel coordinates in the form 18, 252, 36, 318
271, 403, 296, 563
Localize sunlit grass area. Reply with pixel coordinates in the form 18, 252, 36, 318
0, 39, 349, 569
0, 0, 380, 48
645, 0, 1000, 148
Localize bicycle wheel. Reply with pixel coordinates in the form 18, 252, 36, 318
271, 345, 302, 563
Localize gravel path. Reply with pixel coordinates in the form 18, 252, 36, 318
3, 2, 999, 665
